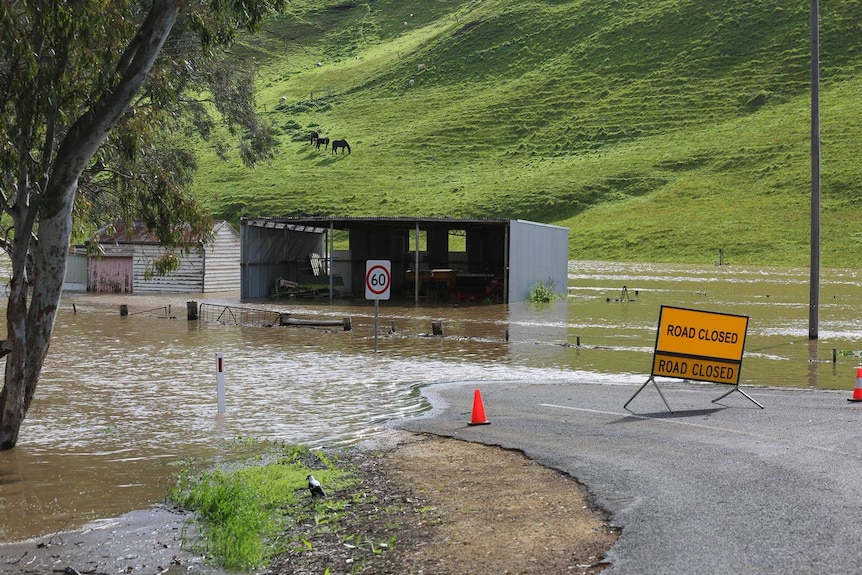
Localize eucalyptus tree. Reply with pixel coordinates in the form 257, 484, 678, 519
0, 0, 284, 449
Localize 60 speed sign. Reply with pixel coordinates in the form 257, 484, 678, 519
365, 260, 391, 300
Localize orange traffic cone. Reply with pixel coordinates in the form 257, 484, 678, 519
849, 367, 862, 402
469, 389, 490, 425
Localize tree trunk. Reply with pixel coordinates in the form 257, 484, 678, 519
0, 0, 181, 450
0, 208, 70, 449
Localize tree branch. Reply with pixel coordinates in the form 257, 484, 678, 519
46, 0, 181, 217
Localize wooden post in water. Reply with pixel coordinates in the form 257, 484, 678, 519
119, 304, 128, 316
187, 301, 198, 321
432, 321, 443, 336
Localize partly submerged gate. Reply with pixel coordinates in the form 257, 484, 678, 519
198, 303, 280, 327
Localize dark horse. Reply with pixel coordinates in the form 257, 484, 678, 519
309, 131, 319, 145
315, 137, 330, 150
331, 139, 351, 154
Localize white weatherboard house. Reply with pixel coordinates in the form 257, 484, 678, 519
67, 221, 240, 293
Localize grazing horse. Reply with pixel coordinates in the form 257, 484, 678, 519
331, 139, 351, 154
315, 137, 330, 150
309, 131, 319, 145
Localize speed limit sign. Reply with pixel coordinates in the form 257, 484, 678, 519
365, 260, 391, 300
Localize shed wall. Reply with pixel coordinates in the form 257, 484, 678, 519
507, 220, 569, 302
88, 256, 133, 293
63, 252, 88, 292
203, 221, 241, 292
100, 244, 205, 292
240, 224, 325, 300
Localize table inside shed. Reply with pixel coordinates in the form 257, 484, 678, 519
405, 269, 502, 302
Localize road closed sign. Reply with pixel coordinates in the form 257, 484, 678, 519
365, 260, 391, 300
627, 305, 759, 412
652, 306, 748, 385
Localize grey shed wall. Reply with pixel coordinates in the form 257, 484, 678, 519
507, 220, 569, 302
240, 222, 325, 300
114, 244, 205, 293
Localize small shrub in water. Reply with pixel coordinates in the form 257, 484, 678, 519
528, 280, 560, 303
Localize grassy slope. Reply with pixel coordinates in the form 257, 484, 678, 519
193, 0, 862, 267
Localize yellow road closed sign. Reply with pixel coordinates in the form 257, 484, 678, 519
626, 305, 759, 411
653, 306, 748, 385
652, 354, 740, 384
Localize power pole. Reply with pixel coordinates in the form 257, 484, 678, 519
809, 0, 821, 340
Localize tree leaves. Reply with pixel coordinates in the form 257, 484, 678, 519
1, 0, 285, 245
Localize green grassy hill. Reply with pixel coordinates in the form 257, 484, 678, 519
193, 0, 862, 267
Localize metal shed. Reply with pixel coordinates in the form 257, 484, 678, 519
240, 217, 568, 304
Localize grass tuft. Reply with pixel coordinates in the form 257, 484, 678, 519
169, 444, 350, 570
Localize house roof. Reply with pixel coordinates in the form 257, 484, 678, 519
94, 221, 229, 244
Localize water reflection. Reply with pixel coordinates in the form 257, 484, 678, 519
3, 260, 862, 540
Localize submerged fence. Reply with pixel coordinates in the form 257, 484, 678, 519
196, 302, 352, 330
198, 303, 281, 327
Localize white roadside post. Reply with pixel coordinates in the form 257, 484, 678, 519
216, 352, 226, 413
365, 260, 392, 353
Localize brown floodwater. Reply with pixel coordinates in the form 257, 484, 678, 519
2, 260, 862, 541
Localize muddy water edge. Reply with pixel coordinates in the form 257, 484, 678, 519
2, 260, 862, 541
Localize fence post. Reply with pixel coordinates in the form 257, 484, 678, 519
187, 301, 198, 321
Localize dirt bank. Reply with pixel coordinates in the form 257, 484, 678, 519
0, 432, 618, 575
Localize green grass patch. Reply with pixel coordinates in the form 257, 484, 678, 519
168, 444, 351, 571
193, 0, 862, 268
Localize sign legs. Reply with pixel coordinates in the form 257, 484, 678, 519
711, 385, 764, 409
624, 377, 673, 413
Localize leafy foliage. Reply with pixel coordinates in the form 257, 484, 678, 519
528, 280, 560, 304
1, 0, 285, 249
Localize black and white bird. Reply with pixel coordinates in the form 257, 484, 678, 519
307, 474, 325, 499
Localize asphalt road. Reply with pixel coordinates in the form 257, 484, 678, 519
397, 379, 862, 575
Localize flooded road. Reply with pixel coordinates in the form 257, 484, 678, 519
2, 260, 862, 541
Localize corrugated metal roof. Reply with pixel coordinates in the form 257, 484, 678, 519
95, 222, 160, 243
94, 221, 224, 244
242, 216, 510, 231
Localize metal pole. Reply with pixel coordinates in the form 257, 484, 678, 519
809, 0, 821, 340
503, 224, 509, 304
329, 222, 334, 304
374, 300, 379, 353
414, 222, 420, 305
